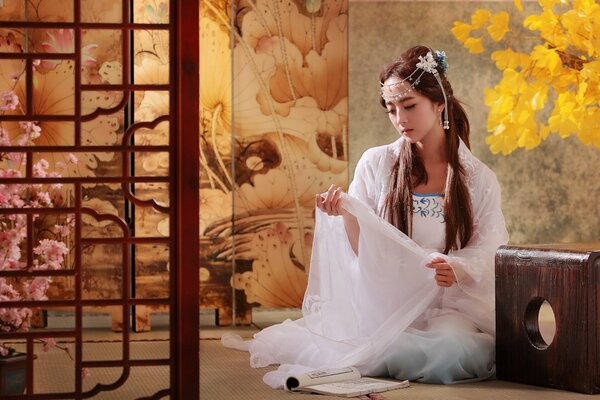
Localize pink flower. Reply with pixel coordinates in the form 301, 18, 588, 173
22, 277, 52, 300
52, 223, 71, 237
0, 131, 70, 357
33, 159, 49, 178
0, 307, 31, 331
42, 29, 74, 52
19, 121, 41, 140
41, 30, 97, 68
0, 90, 19, 111
35, 239, 68, 258
33, 239, 69, 270
10, 195, 25, 208
36, 191, 51, 206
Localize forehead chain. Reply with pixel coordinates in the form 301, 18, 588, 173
380, 51, 450, 130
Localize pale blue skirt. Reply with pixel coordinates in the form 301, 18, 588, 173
364, 309, 495, 384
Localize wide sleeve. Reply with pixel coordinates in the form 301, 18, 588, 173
347, 148, 379, 212
442, 168, 509, 335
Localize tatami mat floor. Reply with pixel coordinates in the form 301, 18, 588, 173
200, 306, 591, 400
201, 340, 592, 400
15, 308, 582, 399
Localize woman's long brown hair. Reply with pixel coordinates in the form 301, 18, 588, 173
380, 46, 473, 254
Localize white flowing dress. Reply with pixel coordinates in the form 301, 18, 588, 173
222, 138, 509, 388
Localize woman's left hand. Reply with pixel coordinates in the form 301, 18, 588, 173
426, 257, 456, 287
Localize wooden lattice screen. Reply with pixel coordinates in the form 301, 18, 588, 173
0, 0, 198, 398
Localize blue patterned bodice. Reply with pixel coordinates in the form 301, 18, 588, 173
412, 193, 445, 223
411, 193, 445, 251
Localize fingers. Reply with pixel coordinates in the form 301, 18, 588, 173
316, 185, 345, 216
315, 194, 325, 211
332, 187, 343, 211
434, 272, 455, 287
324, 184, 337, 203
426, 257, 446, 266
426, 261, 457, 287
324, 185, 339, 214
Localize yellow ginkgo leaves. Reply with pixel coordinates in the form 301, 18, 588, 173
451, 22, 472, 43
451, 9, 511, 54
484, 78, 549, 154
464, 37, 485, 54
471, 9, 491, 29
530, 45, 562, 76
452, 0, 600, 155
488, 12, 511, 41
490, 49, 530, 70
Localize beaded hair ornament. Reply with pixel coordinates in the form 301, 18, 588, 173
380, 50, 450, 130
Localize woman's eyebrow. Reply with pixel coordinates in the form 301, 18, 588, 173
398, 96, 415, 103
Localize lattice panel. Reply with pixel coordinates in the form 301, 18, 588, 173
0, 1, 177, 398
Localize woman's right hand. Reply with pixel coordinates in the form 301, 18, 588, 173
315, 184, 346, 216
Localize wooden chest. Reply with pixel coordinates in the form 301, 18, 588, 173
496, 243, 600, 394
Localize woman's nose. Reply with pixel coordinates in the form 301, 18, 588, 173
395, 112, 406, 126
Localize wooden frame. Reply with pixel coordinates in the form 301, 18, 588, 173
176, 0, 200, 397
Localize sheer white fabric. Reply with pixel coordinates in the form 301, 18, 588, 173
222, 138, 509, 388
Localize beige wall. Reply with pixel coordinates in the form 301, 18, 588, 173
349, 1, 600, 245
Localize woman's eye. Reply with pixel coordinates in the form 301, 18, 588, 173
404, 104, 416, 110
385, 108, 396, 114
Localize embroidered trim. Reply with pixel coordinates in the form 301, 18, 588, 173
412, 196, 445, 222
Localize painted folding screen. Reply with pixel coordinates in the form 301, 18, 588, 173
200, 0, 348, 324
0, 0, 179, 397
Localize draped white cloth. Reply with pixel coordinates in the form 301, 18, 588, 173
222, 138, 509, 388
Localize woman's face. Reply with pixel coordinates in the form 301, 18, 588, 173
382, 76, 443, 143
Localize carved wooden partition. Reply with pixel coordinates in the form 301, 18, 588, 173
0, 0, 198, 398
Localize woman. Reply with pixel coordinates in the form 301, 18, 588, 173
223, 45, 509, 387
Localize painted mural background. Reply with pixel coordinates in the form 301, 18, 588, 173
200, 0, 349, 323
349, 0, 600, 245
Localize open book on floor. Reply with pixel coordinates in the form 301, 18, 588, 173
284, 366, 409, 397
